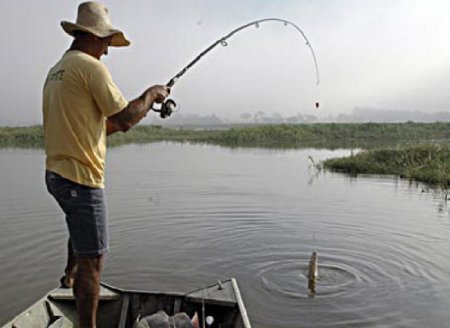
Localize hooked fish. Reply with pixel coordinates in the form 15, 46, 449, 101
307, 251, 318, 293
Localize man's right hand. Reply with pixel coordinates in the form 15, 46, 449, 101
146, 85, 171, 105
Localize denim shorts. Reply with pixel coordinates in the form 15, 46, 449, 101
45, 170, 109, 257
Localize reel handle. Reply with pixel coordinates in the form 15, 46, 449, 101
152, 98, 177, 119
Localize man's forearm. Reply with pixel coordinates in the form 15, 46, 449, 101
106, 118, 121, 136
107, 85, 169, 134
107, 94, 152, 133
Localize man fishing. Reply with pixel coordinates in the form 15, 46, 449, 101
43, 2, 170, 327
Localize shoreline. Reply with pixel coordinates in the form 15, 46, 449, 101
2, 123, 450, 188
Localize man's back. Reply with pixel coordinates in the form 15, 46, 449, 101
43, 50, 127, 188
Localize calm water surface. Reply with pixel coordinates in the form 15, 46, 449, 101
1, 143, 450, 327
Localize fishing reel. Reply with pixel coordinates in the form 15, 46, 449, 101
152, 99, 177, 119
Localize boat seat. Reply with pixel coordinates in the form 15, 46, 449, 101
185, 280, 237, 307
49, 285, 120, 301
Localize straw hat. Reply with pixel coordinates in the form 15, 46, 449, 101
61, 1, 130, 47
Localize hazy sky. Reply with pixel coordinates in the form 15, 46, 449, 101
1, 0, 449, 125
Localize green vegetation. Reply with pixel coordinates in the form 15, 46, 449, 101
2, 122, 450, 149
324, 144, 450, 188
107, 125, 217, 147
203, 122, 450, 148
0, 125, 216, 148
0, 125, 44, 148
2, 122, 450, 187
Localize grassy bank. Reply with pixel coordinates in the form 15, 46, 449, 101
0, 125, 217, 148
204, 122, 450, 148
2, 122, 450, 149
0, 126, 44, 148
324, 144, 450, 188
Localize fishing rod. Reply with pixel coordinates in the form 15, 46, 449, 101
152, 18, 320, 118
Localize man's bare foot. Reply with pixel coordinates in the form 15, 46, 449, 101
60, 275, 75, 288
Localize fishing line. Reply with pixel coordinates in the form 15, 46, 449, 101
152, 18, 321, 118
202, 287, 206, 328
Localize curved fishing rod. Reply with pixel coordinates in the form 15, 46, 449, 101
153, 18, 320, 118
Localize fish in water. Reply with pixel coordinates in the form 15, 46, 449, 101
307, 251, 318, 293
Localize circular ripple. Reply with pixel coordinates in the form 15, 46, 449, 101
252, 257, 360, 299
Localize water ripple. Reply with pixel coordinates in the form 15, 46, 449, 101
2, 145, 450, 328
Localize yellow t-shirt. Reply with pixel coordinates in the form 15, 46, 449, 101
43, 50, 128, 188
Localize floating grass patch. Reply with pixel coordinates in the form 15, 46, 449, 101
324, 144, 450, 188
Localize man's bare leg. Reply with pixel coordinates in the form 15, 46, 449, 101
73, 255, 104, 328
63, 238, 77, 288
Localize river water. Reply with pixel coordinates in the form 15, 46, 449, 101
1, 142, 450, 327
